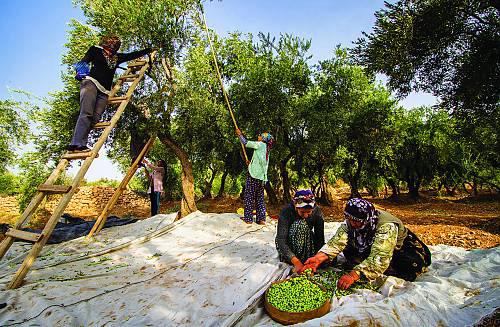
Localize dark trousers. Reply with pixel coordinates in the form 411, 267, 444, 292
70, 79, 108, 146
150, 191, 161, 216
243, 175, 266, 223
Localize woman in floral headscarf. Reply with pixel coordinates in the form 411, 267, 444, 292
299, 198, 431, 289
236, 129, 274, 225
68, 35, 151, 152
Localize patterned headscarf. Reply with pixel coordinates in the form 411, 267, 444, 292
292, 189, 315, 209
99, 35, 121, 69
344, 198, 379, 257
259, 132, 274, 160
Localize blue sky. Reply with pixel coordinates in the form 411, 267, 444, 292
1, 0, 436, 180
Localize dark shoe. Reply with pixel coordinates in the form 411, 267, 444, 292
256, 220, 266, 225
75, 145, 91, 152
240, 217, 252, 224
0, 303, 6, 309
67, 144, 78, 151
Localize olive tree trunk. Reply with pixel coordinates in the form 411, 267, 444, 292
159, 135, 197, 218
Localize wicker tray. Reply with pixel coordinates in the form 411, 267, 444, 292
264, 278, 331, 325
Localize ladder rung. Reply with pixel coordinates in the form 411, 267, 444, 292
62, 151, 98, 160
108, 96, 129, 104
37, 184, 72, 194
94, 122, 111, 129
128, 60, 147, 68
119, 74, 140, 81
5, 229, 43, 242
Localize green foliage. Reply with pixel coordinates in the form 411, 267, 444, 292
0, 99, 30, 172
0, 171, 20, 195
14, 0, 498, 208
310, 268, 379, 298
16, 153, 52, 211
304, 48, 397, 197
353, 0, 500, 184
353, 0, 500, 119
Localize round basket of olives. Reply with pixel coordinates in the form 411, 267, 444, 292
264, 274, 331, 325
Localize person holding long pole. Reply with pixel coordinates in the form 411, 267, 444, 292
236, 129, 274, 225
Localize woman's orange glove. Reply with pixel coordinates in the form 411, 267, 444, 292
299, 256, 321, 274
337, 270, 360, 290
291, 257, 304, 273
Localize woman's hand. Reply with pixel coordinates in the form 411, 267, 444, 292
300, 257, 320, 273
235, 129, 242, 136
291, 257, 304, 273
299, 252, 329, 273
337, 270, 360, 290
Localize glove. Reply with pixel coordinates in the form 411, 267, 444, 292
73, 61, 90, 81
337, 270, 360, 290
291, 257, 304, 273
300, 256, 321, 273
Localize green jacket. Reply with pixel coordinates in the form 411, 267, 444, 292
320, 210, 407, 280
246, 140, 269, 182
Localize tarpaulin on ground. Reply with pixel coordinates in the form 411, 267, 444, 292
0, 211, 498, 326
16, 214, 138, 244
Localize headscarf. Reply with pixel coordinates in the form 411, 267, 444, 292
344, 198, 379, 257
259, 132, 274, 160
292, 189, 315, 209
99, 35, 121, 69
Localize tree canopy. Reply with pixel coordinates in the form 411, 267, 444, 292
5, 0, 499, 213
352, 0, 500, 121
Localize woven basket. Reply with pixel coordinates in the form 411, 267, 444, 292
264, 278, 331, 325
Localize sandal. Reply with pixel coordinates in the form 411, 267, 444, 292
240, 217, 252, 224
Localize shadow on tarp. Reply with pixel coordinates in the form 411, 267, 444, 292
0, 214, 138, 244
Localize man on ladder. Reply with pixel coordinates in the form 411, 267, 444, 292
68, 35, 151, 152
0, 35, 155, 289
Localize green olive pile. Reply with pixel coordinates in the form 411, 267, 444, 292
267, 275, 328, 312
310, 269, 379, 298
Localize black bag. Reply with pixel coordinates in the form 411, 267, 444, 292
390, 229, 431, 281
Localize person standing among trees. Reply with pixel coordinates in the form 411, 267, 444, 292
68, 35, 151, 151
236, 128, 274, 225
143, 159, 166, 216
275, 189, 325, 272
299, 198, 431, 289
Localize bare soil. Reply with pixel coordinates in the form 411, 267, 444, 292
1, 192, 498, 250
200, 192, 500, 250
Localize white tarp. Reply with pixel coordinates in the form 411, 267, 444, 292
0, 211, 498, 326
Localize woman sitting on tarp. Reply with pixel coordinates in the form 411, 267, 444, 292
275, 189, 325, 273
300, 198, 431, 289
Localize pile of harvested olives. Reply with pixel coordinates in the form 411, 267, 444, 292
310, 269, 379, 298
267, 273, 328, 312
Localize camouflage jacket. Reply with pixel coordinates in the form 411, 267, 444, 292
320, 222, 399, 280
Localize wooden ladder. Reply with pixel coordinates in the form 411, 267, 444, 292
0, 52, 155, 289
86, 136, 155, 238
